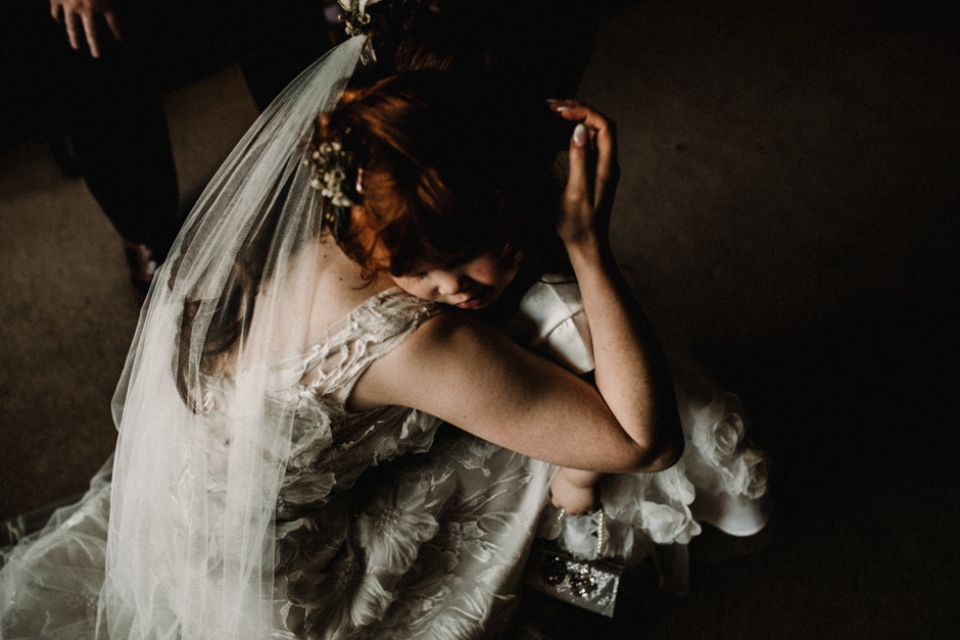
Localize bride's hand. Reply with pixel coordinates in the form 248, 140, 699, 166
550, 468, 601, 515
549, 100, 620, 249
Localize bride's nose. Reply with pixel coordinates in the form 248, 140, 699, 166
435, 271, 465, 296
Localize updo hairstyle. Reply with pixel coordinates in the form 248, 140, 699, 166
310, 70, 557, 278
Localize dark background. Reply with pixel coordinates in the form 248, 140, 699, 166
1, 0, 958, 637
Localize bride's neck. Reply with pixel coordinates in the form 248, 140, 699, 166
232, 238, 395, 365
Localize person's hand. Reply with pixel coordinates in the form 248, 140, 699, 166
549, 100, 620, 249
550, 468, 601, 515
50, 0, 122, 58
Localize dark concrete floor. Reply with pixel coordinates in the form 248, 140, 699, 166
1, 0, 958, 637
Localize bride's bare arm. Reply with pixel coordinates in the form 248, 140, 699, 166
353, 102, 682, 473
553, 99, 684, 473
352, 311, 674, 472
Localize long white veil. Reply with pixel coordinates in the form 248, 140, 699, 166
103, 36, 365, 640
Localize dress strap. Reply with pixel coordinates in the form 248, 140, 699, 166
299, 289, 442, 407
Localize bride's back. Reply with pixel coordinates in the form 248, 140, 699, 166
244, 235, 395, 368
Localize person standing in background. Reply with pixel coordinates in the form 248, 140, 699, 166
29, 0, 337, 299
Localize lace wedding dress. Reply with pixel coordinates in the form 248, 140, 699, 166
0, 279, 768, 640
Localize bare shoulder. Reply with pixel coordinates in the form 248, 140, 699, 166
349, 310, 523, 411
350, 307, 553, 431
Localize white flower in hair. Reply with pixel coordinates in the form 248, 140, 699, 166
339, 0, 386, 36
308, 137, 359, 243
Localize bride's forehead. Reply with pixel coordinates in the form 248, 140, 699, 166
393, 245, 477, 274
411, 246, 514, 274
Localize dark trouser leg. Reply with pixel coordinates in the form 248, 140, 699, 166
59, 13, 181, 262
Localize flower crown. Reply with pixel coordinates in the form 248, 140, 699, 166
308, 135, 362, 244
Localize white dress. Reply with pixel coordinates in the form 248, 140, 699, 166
0, 282, 768, 639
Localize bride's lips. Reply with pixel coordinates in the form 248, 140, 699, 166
454, 288, 492, 309
455, 296, 483, 309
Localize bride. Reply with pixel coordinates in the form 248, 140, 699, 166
0, 10, 768, 639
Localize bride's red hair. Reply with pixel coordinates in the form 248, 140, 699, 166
310, 71, 555, 278
176, 71, 558, 408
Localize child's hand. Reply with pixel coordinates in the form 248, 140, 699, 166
550, 468, 601, 515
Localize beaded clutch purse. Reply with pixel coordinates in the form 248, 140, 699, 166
524, 509, 624, 617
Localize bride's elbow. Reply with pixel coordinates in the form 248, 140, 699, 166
622, 415, 685, 473
641, 435, 684, 472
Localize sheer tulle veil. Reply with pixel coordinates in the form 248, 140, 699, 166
103, 37, 365, 639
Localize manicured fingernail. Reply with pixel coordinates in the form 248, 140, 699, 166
573, 123, 588, 147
